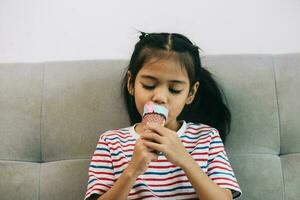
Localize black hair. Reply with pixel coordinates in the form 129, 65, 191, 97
121, 32, 231, 142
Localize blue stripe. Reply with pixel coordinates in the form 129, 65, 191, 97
181, 134, 207, 140
144, 168, 183, 175
183, 131, 211, 139
193, 146, 209, 150
208, 171, 235, 178
115, 167, 183, 176
88, 178, 97, 184
96, 147, 110, 152
111, 151, 124, 157
133, 183, 193, 192
90, 164, 113, 170
115, 169, 124, 175
104, 137, 135, 143
210, 141, 223, 145
208, 154, 229, 163
111, 152, 132, 159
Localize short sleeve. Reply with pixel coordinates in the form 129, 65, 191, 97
207, 129, 242, 199
84, 134, 115, 200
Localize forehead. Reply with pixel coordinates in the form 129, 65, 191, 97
138, 58, 189, 81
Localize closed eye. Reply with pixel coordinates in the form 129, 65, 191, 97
142, 84, 182, 94
169, 88, 182, 94
142, 84, 155, 90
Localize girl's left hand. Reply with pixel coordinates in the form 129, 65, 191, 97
141, 123, 191, 168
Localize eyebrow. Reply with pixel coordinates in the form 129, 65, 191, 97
140, 75, 187, 84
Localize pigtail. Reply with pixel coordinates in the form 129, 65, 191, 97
180, 63, 231, 142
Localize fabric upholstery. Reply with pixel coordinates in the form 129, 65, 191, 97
0, 54, 299, 200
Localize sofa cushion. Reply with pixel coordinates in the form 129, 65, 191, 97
0, 63, 43, 162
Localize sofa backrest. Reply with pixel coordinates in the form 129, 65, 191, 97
0, 54, 299, 200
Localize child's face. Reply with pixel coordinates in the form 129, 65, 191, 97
127, 57, 199, 129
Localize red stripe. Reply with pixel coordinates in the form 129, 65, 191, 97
209, 160, 231, 168
90, 177, 114, 182
106, 140, 135, 146
112, 156, 125, 163
187, 126, 213, 131
211, 135, 220, 140
212, 177, 238, 184
129, 189, 156, 197
93, 153, 110, 157
114, 161, 128, 168
194, 158, 208, 162
156, 191, 196, 198
208, 150, 224, 156
147, 179, 190, 187
185, 130, 211, 135
129, 189, 196, 198
148, 164, 176, 169
91, 159, 111, 163
195, 139, 211, 145
209, 146, 223, 150
89, 170, 114, 176
190, 152, 208, 156
181, 139, 198, 144
97, 141, 107, 145
105, 132, 132, 139
88, 174, 115, 182
208, 165, 232, 172
137, 173, 186, 182
109, 143, 135, 150
191, 152, 209, 157
217, 182, 240, 189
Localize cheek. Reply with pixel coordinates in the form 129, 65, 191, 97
133, 86, 149, 116
169, 103, 185, 119
168, 94, 189, 119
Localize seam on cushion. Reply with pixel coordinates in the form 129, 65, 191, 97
38, 163, 41, 200
272, 55, 282, 156
40, 63, 46, 163
38, 63, 45, 200
279, 156, 286, 200
272, 55, 285, 200
42, 157, 92, 163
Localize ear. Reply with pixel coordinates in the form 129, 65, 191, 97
186, 81, 199, 105
127, 71, 134, 96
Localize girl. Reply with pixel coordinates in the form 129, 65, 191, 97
85, 32, 242, 200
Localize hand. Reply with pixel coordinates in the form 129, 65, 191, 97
127, 137, 158, 177
141, 123, 191, 168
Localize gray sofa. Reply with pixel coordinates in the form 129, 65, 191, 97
0, 54, 299, 200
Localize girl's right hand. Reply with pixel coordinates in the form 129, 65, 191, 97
127, 138, 158, 177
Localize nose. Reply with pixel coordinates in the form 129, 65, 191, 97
151, 86, 168, 105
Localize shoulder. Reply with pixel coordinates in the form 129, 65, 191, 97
183, 122, 222, 144
185, 122, 220, 136
98, 126, 132, 141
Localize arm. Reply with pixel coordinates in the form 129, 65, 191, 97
97, 138, 158, 200
180, 154, 233, 200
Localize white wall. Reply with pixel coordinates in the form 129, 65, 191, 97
0, 0, 299, 62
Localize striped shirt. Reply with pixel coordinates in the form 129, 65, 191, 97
85, 121, 242, 199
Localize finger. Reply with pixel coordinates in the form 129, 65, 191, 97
145, 123, 165, 136
143, 141, 165, 153
141, 132, 164, 144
